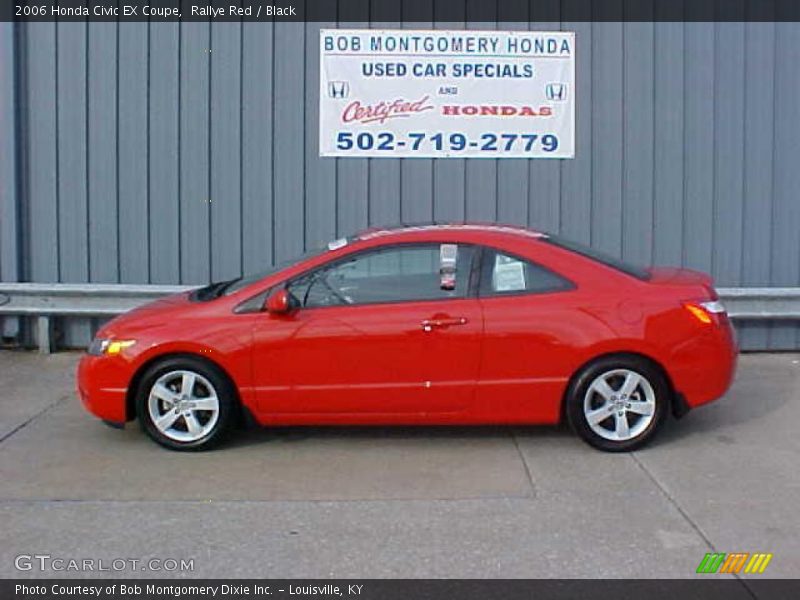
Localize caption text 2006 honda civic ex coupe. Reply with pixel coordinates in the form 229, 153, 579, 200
77, 223, 737, 452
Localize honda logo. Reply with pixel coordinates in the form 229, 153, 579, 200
545, 83, 567, 101
328, 81, 349, 99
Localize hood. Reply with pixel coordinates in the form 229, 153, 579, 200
98, 292, 194, 337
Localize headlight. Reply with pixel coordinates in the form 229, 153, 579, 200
87, 338, 136, 356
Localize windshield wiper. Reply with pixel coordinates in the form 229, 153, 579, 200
191, 278, 238, 302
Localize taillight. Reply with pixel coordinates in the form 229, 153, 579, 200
700, 300, 726, 314
684, 300, 728, 325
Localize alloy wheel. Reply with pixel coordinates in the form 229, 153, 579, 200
582, 368, 656, 442
147, 370, 220, 443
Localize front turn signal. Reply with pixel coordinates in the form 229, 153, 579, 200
87, 338, 136, 356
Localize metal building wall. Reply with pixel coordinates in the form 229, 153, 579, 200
1, 6, 799, 350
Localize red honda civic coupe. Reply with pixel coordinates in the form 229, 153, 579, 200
77, 224, 737, 452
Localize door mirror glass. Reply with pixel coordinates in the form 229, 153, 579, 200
265, 288, 296, 314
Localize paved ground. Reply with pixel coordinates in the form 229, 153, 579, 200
0, 350, 798, 579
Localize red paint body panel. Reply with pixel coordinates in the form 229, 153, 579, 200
251, 298, 483, 416
77, 355, 128, 422
76, 225, 738, 428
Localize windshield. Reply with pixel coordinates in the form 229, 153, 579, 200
191, 246, 330, 302
222, 246, 329, 296
542, 234, 651, 281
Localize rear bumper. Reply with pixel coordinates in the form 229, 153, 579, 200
76, 354, 131, 424
668, 322, 738, 411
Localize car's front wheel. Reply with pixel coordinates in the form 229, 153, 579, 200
136, 357, 236, 451
566, 356, 669, 452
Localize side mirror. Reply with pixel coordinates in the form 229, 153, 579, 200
265, 288, 296, 314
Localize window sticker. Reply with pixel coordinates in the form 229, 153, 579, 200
439, 244, 458, 290
493, 254, 527, 292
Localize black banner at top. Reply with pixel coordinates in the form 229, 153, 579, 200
3, 0, 800, 23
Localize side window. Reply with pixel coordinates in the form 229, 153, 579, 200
288, 244, 475, 308
480, 249, 572, 296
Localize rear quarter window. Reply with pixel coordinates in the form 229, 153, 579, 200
480, 249, 573, 296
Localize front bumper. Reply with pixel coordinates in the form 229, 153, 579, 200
76, 354, 131, 424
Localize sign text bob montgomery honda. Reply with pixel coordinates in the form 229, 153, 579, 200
319, 29, 575, 159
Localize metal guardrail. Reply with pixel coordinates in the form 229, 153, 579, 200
716, 288, 800, 320
0, 283, 195, 353
1, 283, 799, 353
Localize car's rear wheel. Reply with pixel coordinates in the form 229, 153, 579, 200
566, 356, 669, 452
136, 357, 236, 451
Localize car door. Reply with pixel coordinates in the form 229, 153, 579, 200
475, 247, 578, 422
251, 243, 483, 417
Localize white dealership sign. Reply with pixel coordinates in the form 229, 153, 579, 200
319, 29, 575, 159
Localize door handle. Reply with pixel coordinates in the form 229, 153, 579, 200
421, 317, 468, 332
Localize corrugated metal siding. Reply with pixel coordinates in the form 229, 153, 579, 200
1, 11, 800, 350
0, 22, 20, 338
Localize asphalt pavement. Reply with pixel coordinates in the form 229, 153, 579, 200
1, 350, 798, 579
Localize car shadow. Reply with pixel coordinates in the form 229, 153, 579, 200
224, 356, 798, 452
647, 357, 797, 447
224, 421, 573, 450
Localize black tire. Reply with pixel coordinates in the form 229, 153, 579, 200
565, 355, 669, 452
135, 356, 237, 451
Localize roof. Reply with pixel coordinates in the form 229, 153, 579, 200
354, 222, 547, 242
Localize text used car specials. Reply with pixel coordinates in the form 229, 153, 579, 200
319, 29, 575, 159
